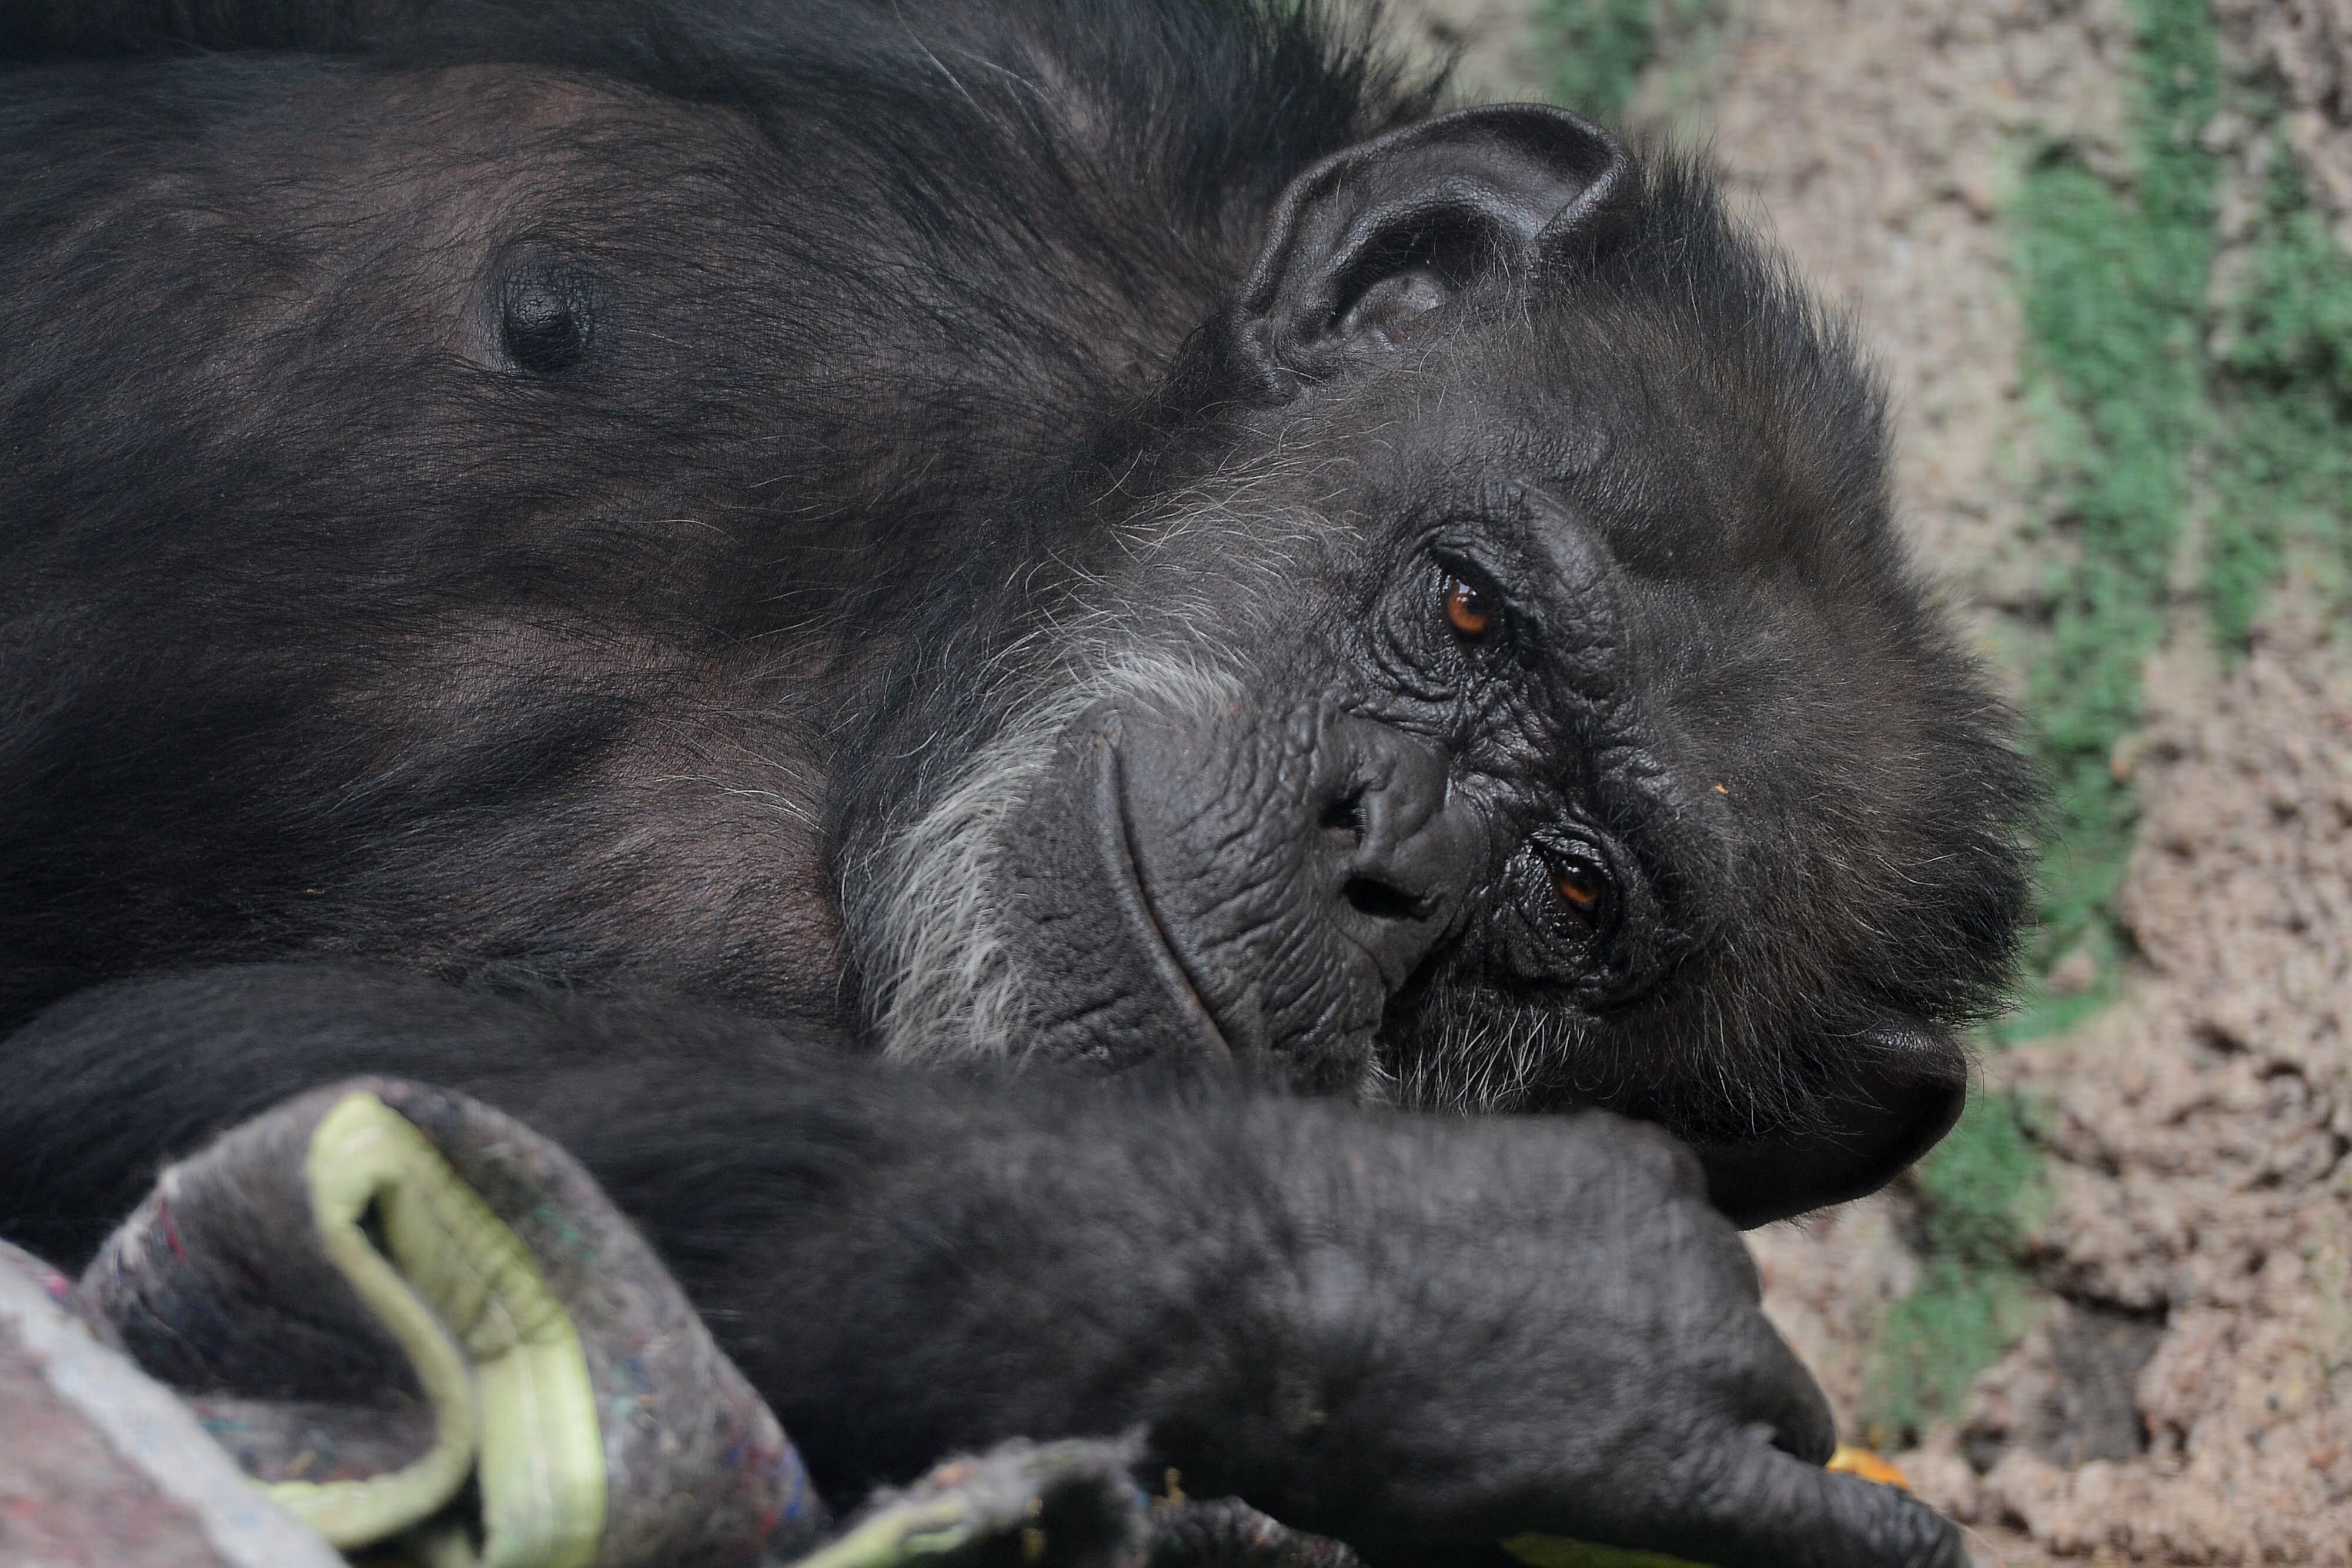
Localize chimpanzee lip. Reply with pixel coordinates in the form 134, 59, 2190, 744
1688, 1027, 1969, 1227
1090, 734, 1241, 1068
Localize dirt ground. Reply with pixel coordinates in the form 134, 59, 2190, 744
1384, 2, 2352, 1561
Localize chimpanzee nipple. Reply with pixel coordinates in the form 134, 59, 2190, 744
498, 260, 602, 376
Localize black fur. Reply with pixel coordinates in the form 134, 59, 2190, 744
0, 4, 2028, 1560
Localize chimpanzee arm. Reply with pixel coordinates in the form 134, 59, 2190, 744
1, 965, 1960, 1568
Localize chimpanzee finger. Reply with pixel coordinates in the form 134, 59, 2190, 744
1728, 1308, 1839, 1469
1653, 1442, 1967, 1568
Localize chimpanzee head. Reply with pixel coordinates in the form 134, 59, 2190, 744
843, 106, 2037, 1224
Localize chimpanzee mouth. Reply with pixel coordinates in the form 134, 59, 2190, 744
1088, 734, 1241, 1068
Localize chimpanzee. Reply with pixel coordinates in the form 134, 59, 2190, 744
0, 2, 2034, 1563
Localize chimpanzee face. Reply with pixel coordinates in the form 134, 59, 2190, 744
849, 109, 2036, 1225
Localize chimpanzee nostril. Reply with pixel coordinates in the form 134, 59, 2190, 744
1319, 791, 1365, 844
1310, 717, 1480, 990
1342, 875, 1425, 924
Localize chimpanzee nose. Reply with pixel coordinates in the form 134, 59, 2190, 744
1311, 716, 1478, 990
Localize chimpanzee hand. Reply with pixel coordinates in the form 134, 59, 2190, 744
2, 968, 1963, 1568
1177, 1109, 1965, 1568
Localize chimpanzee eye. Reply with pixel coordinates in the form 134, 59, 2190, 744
1553, 854, 1609, 934
498, 262, 600, 377
1494, 836, 1624, 981
1442, 576, 1494, 641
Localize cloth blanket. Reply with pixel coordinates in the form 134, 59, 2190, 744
0, 1076, 1368, 1568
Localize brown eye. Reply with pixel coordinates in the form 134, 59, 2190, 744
1444, 577, 1493, 640
1555, 860, 1607, 930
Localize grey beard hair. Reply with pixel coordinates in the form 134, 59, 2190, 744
1377, 977, 1863, 1139
853, 643, 1250, 1066
844, 464, 1342, 1066
1367, 999, 1564, 1114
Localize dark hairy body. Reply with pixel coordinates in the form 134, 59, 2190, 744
0, 2, 2034, 1563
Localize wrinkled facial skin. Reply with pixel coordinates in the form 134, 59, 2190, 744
851, 121, 2037, 1226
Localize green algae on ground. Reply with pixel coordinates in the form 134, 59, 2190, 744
2006, 0, 2220, 989
2204, 139, 2352, 654
1535, 0, 1718, 125
2004, 0, 2351, 1021
1535, 0, 1659, 122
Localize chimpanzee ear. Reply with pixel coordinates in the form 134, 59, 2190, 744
1237, 103, 1629, 384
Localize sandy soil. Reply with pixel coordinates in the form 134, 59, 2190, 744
2219, 0, 2352, 248
1387, 2, 2352, 1560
